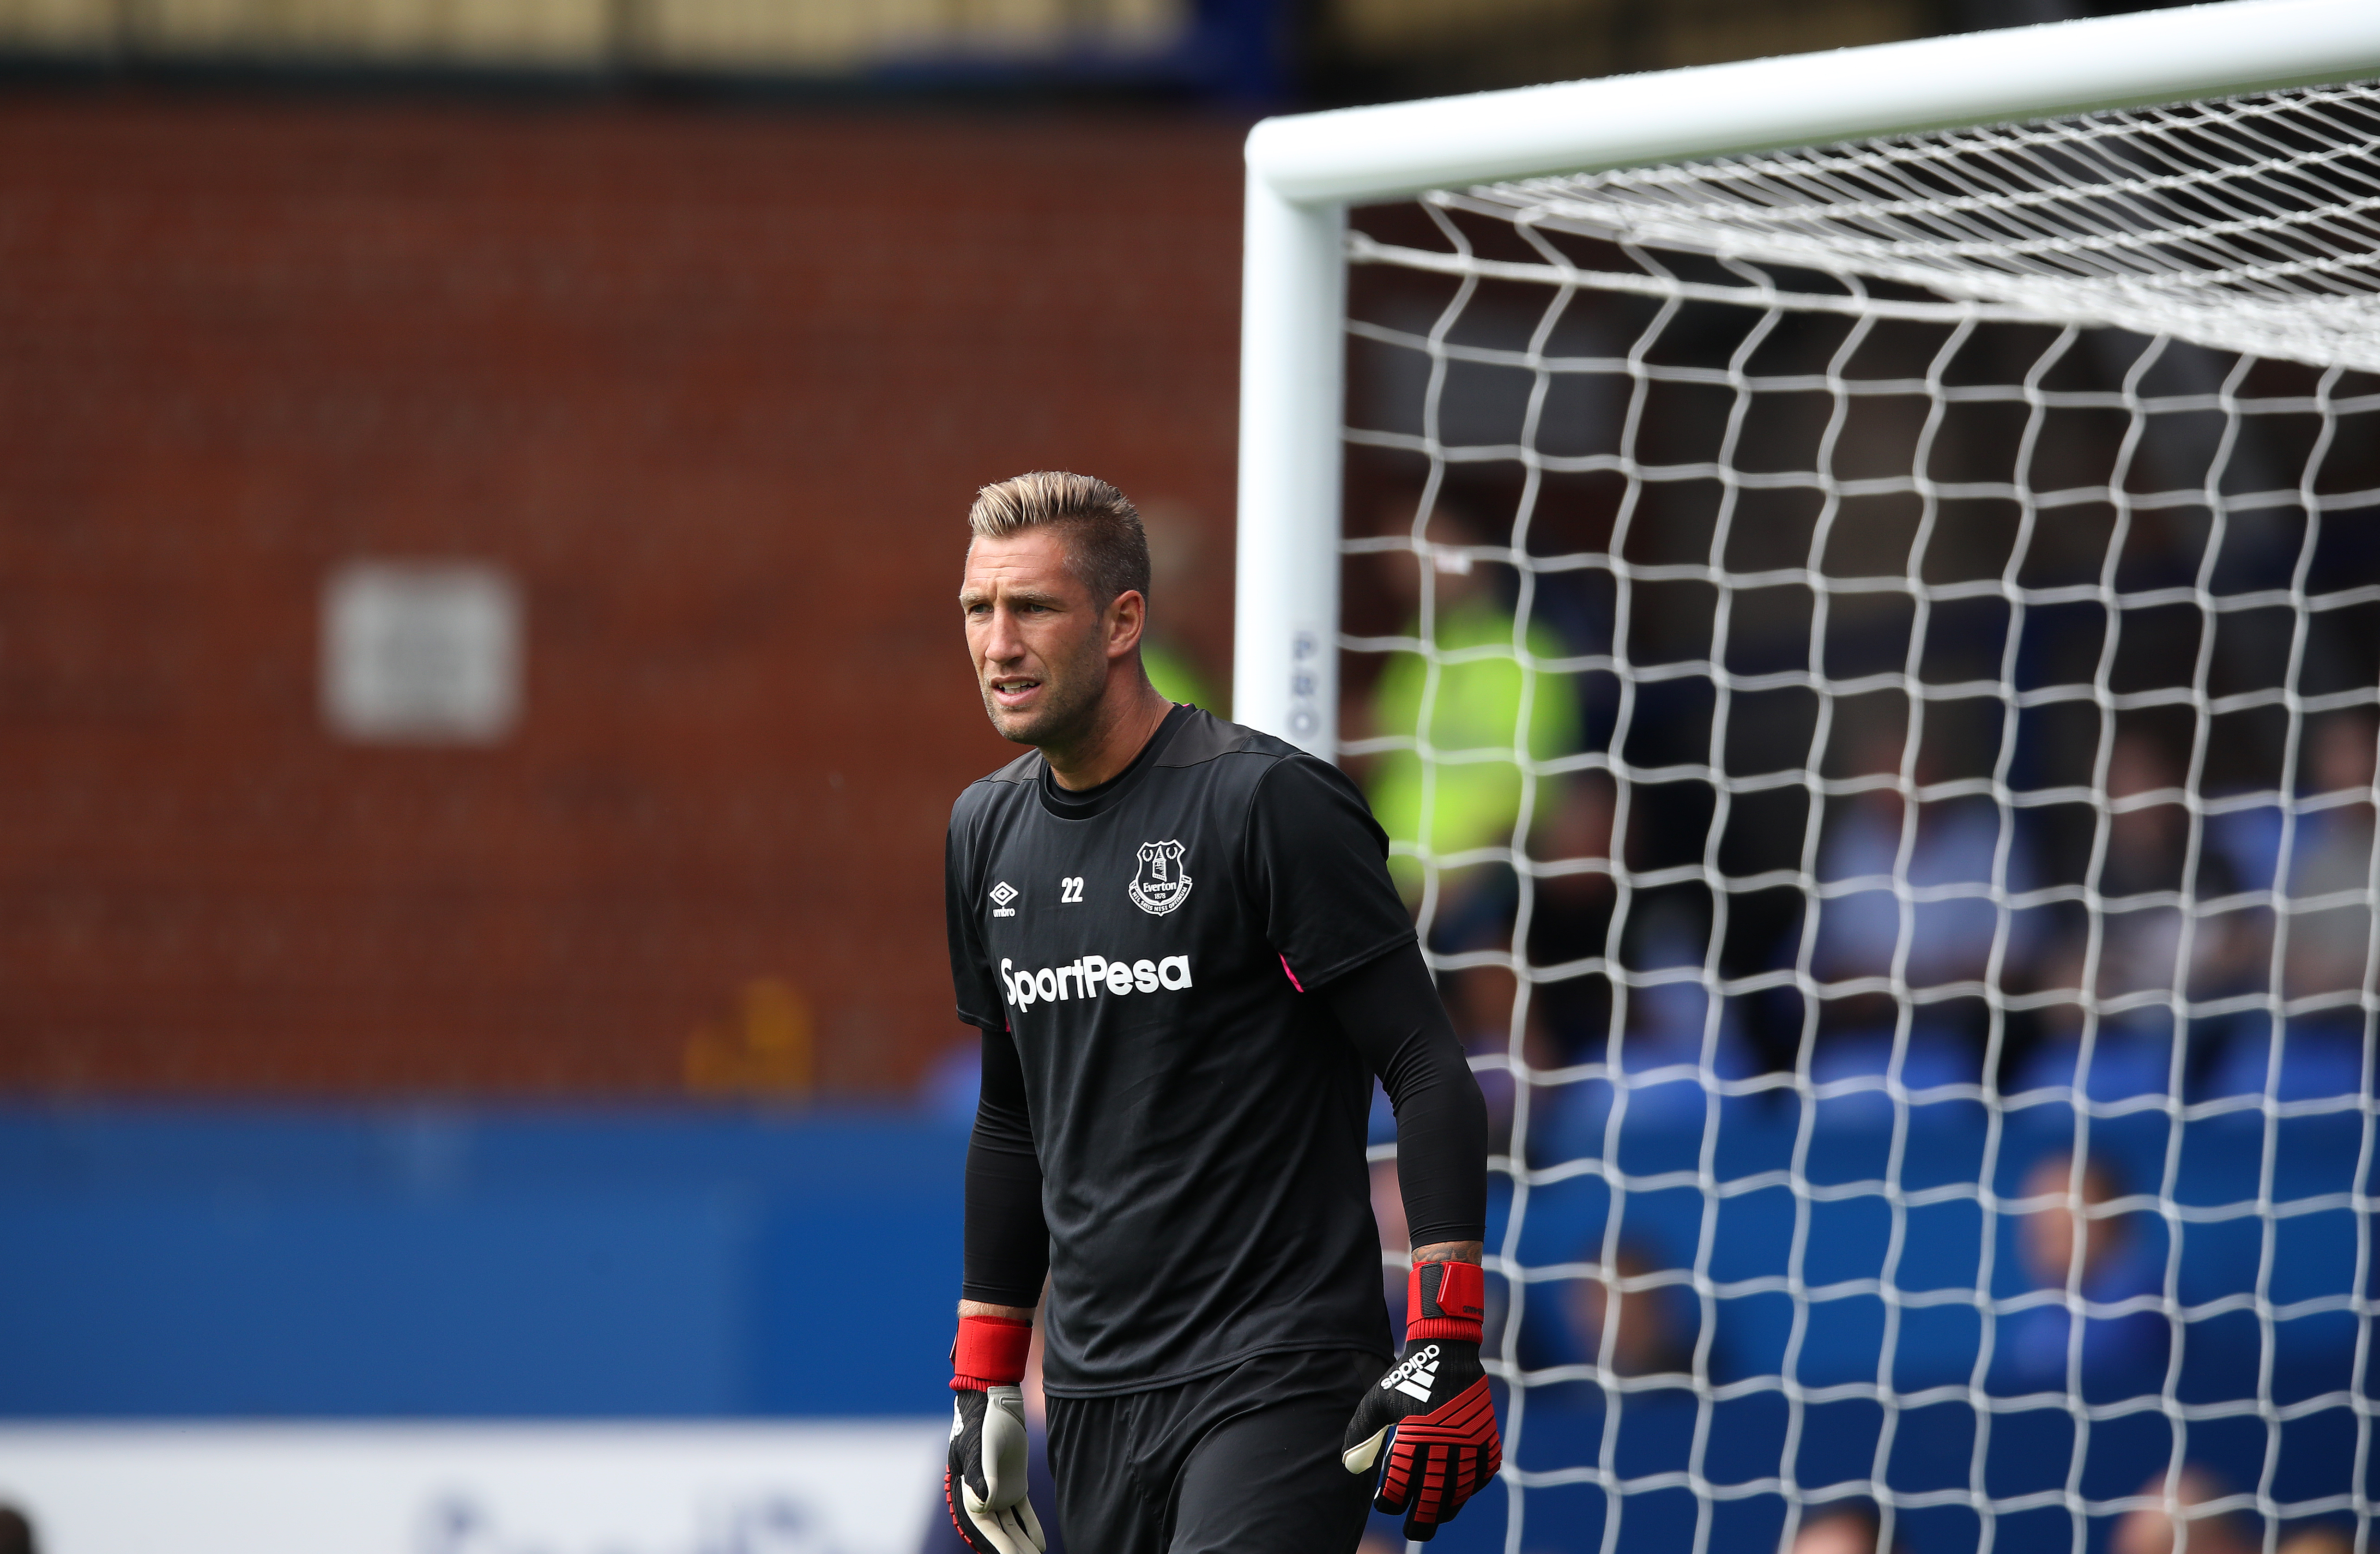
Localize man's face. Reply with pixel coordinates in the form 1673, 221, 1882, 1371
961, 528, 1114, 747
2017, 1155, 2123, 1290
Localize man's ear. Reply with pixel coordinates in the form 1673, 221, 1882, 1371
1105, 589, 1148, 659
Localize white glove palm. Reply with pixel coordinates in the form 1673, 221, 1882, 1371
946, 1385, 1046, 1554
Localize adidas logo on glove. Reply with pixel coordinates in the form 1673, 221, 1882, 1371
1382, 1343, 1441, 1402
1344, 1264, 1500, 1540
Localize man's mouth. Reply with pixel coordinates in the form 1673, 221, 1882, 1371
990, 676, 1043, 707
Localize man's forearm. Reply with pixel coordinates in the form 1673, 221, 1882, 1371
1414, 1240, 1483, 1266
959, 1299, 1037, 1321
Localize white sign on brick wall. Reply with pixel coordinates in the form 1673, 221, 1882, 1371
323, 562, 521, 743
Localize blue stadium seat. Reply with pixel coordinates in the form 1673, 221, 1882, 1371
2012, 1027, 2180, 1104
1802, 1023, 1984, 1134
2204, 1016, 2370, 1103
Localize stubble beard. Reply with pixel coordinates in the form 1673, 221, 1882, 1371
982, 631, 1108, 750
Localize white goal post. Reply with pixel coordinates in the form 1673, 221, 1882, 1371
1232, 0, 2380, 749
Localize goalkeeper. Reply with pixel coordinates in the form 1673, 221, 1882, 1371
942, 472, 1496, 1554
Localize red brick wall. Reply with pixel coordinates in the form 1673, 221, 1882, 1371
0, 92, 1245, 1097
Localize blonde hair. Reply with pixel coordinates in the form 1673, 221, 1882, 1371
968, 471, 1150, 607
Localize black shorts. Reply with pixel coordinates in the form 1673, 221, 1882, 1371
1043, 1347, 1381, 1554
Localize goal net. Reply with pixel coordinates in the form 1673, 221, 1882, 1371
1337, 79, 2380, 1554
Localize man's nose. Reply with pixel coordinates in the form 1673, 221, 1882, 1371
979, 605, 1027, 662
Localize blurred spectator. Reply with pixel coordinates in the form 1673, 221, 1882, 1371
1510, 1231, 1697, 1399
2016, 732, 2250, 1101
1615, 902, 1753, 1102
1365, 505, 1579, 912
1443, 958, 1531, 1149
1560, 1242, 1695, 1382
1360, 503, 1584, 1150
1791, 1500, 1887, 1554
1531, 899, 1756, 1162
1990, 1152, 2165, 1395
1807, 720, 2033, 1089
2092, 732, 2255, 1014
2110, 1469, 2254, 1554
918, 1309, 1065, 1554
2273, 1524, 2359, 1554
2011, 954, 2181, 1103
1524, 771, 1620, 1062
2211, 708, 2380, 999
0, 1506, 35, 1554
1138, 502, 1223, 715
1406, 770, 1621, 1154
2122, 1492, 2364, 1554
2205, 708, 2376, 1101
2281, 709, 2376, 1002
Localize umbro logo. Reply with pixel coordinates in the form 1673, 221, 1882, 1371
989, 881, 1018, 919
1384, 1343, 1441, 1402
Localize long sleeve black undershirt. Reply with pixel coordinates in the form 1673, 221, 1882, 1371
961, 1018, 1048, 1310
1323, 938, 1488, 1249
959, 937, 1486, 1307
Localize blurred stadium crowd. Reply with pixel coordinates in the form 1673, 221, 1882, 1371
1337, 337, 2380, 1136
1355, 556, 2377, 1130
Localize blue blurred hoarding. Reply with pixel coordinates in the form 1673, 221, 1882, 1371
0, 1107, 966, 1419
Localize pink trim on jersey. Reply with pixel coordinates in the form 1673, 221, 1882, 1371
1280, 955, 1305, 992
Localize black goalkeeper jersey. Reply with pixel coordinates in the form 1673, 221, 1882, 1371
944, 705, 1419, 1396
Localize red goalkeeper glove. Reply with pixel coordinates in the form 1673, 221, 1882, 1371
946, 1314, 1046, 1554
1342, 1259, 1502, 1541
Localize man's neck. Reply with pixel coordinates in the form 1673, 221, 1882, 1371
1042, 681, 1174, 791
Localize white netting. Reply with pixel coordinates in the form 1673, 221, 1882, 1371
1464, 84, 2380, 373
1342, 81, 2380, 1554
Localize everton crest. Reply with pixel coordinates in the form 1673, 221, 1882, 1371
1128, 839, 1193, 916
